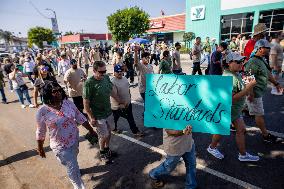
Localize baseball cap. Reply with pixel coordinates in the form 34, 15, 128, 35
226, 52, 246, 64
114, 64, 122, 72
70, 59, 77, 65
254, 39, 272, 50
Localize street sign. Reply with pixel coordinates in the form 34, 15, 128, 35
51, 18, 59, 33
191, 5, 205, 20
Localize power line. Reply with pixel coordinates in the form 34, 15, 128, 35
27, 0, 50, 19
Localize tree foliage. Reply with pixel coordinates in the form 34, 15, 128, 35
27, 27, 55, 48
107, 6, 150, 42
0, 29, 13, 45
183, 32, 196, 48
64, 31, 74, 36
183, 32, 196, 42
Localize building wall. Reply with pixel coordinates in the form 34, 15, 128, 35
221, 1, 284, 32
147, 14, 185, 34
186, 0, 221, 42
186, 0, 284, 42
173, 32, 185, 43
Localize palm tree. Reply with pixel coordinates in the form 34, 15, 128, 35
0, 29, 13, 49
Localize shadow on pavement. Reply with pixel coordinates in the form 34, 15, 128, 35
0, 136, 88, 167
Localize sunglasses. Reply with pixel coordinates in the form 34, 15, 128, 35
41, 66, 49, 71
98, 70, 107, 74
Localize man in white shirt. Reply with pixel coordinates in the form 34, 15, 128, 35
270, 34, 284, 95
110, 64, 143, 137
172, 42, 182, 74
58, 52, 71, 77
64, 59, 86, 113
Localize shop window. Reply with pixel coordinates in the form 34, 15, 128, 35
259, 9, 284, 38
220, 12, 254, 41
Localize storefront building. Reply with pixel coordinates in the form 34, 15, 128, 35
59, 33, 112, 47
186, 0, 284, 42
146, 13, 185, 44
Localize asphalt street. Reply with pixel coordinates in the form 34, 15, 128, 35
0, 56, 283, 189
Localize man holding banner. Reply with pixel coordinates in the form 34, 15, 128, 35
149, 125, 197, 189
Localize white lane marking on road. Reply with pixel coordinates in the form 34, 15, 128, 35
131, 101, 284, 139
113, 133, 262, 189
246, 127, 284, 138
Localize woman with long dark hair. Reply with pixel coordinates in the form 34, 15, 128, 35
36, 81, 97, 189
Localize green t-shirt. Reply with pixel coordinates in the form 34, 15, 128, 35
203, 42, 211, 53
245, 56, 269, 98
223, 70, 245, 121
83, 75, 113, 119
159, 59, 172, 74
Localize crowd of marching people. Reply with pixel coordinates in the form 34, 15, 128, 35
0, 23, 283, 189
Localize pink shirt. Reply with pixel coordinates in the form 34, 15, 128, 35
36, 99, 87, 152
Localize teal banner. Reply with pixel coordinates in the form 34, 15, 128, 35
144, 74, 233, 135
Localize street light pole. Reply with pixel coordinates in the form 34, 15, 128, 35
45, 8, 59, 34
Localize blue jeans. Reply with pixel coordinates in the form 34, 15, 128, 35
8, 79, 13, 90
51, 59, 58, 71
150, 143, 197, 189
15, 88, 32, 105
0, 88, 7, 102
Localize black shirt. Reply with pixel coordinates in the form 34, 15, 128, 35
209, 51, 223, 75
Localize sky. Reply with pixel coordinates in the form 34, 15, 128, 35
0, 0, 185, 37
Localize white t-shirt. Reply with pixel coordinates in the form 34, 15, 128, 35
270, 42, 283, 67
172, 50, 181, 70
58, 59, 71, 76
9, 72, 25, 89
23, 61, 35, 73
110, 77, 131, 110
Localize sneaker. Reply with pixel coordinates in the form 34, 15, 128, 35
100, 153, 112, 165
29, 104, 35, 108
263, 133, 282, 143
105, 149, 118, 159
271, 88, 283, 96
238, 152, 259, 162
207, 146, 224, 159
1, 101, 8, 104
21, 104, 26, 109
150, 178, 164, 188
230, 125, 236, 132
112, 129, 122, 134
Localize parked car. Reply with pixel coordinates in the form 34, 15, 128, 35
0, 52, 11, 63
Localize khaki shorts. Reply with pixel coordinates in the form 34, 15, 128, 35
246, 97, 264, 116
95, 116, 113, 139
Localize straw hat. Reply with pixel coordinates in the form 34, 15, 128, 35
251, 23, 269, 36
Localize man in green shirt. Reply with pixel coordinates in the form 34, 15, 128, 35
245, 39, 283, 143
229, 36, 238, 52
83, 61, 117, 164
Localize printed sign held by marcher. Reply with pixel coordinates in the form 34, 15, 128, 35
144, 74, 233, 135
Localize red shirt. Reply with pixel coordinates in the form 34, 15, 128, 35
243, 39, 256, 60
